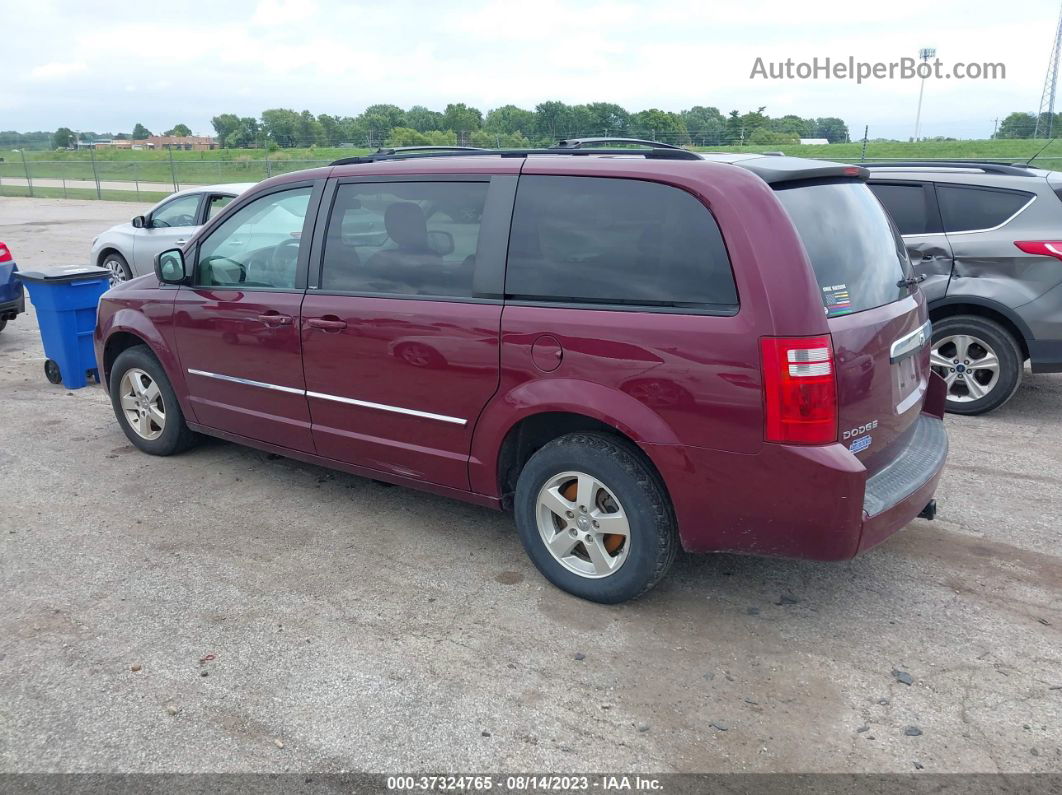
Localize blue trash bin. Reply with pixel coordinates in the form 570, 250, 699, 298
17, 265, 111, 389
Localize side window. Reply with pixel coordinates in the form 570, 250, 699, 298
196, 187, 312, 289
150, 194, 201, 228
206, 194, 235, 220
869, 183, 932, 236
505, 176, 737, 309
320, 181, 489, 298
937, 185, 1033, 233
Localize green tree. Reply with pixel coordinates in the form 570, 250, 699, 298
813, 116, 849, 143
297, 110, 324, 146
260, 108, 301, 147
211, 114, 240, 147
442, 103, 483, 138
358, 104, 407, 143
681, 106, 725, 145
584, 102, 630, 136
387, 127, 431, 146
405, 105, 445, 132
228, 117, 260, 149
996, 111, 1037, 139
52, 127, 76, 149
534, 100, 571, 141
132, 122, 152, 139
164, 123, 191, 136
630, 109, 688, 144
484, 104, 535, 135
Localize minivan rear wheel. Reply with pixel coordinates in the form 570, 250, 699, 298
930, 315, 1022, 415
513, 432, 677, 603
109, 345, 198, 455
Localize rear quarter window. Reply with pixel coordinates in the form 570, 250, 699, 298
868, 183, 934, 236
506, 175, 738, 311
775, 180, 910, 316
936, 184, 1034, 233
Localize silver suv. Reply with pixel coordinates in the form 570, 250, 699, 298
867, 162, 1062, 414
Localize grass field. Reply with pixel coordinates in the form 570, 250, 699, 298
3, 139, 1061, 202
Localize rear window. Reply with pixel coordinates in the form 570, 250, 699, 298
775, 180, 910, 317
506, 175, 738, 310
868, 183, 934, 236
936, 185, 1033, 233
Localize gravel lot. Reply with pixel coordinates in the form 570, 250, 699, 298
1, 197, 1059, 775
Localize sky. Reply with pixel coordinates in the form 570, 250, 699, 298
1, 0, 1059, 140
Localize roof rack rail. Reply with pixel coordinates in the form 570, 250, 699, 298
376, 145, 487, 155
861, 160, 1037, 177
555, 137, 685, 151
332, 145, 488, 165
329, 146, 703, 166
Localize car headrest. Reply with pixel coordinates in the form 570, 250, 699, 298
385, 202, 429, 250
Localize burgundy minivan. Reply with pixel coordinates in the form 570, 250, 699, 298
94, 141, 948, 603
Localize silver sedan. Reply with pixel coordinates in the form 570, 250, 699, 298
91, 183, 255, 285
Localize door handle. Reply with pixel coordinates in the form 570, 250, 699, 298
257, 313, 293, 327
305, 317, 347, 332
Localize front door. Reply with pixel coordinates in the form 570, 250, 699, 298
134, 192, 203, 275
173, 183, 321, 453
299, 175, 515, 488
868, 181, 954, 302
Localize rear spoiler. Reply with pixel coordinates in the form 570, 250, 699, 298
732, 156, 869, 185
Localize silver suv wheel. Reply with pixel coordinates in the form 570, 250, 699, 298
931, 334, 1001, 403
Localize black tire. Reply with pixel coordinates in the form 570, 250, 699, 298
109, 345, 198, 455
931, 315, 1023, 416
0, 318, 6, 333
101, 251, 132, 286
513, 432, 678, 604
44, 359, 62, 384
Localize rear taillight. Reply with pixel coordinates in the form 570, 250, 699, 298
1014, 241, 1062, 261
760, 335, 838, 445
0, 242, 11, 263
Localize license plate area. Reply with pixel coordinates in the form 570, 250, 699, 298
894, 354, 924, 413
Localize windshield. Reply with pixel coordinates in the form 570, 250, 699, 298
774, 180, 911, 316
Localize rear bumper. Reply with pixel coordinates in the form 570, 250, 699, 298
0, 294, 25, 320
646, 411, 948, 561
857, 414, 947, 554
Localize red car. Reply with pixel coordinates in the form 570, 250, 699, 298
95, 141, 948, 603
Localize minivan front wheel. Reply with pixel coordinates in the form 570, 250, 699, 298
514, 433, 677, 603
930, 315, 1022, 415
109, 345, 197, 455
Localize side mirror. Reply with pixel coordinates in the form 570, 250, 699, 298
155, 248, 188, 284
132, 215, 146, 229
427, 230, 454, 256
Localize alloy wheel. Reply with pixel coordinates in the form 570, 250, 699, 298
119, 368, 166, 440
930, 334, 1000, 403
103, 258, 128, 287
536, 471, 631, 578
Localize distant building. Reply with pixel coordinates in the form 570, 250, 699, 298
146, 135, 218, 151
798, 138, 830, 145
88, 135, 218, 151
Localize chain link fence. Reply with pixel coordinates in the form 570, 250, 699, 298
0, 157, 333, 202
4, 147, 1062, 204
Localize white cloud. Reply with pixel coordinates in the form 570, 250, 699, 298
2, 0, 1058, 139
251, 0, 318, 26
29, 61, 87, 81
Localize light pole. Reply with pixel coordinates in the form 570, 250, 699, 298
913, 47, 936, 141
